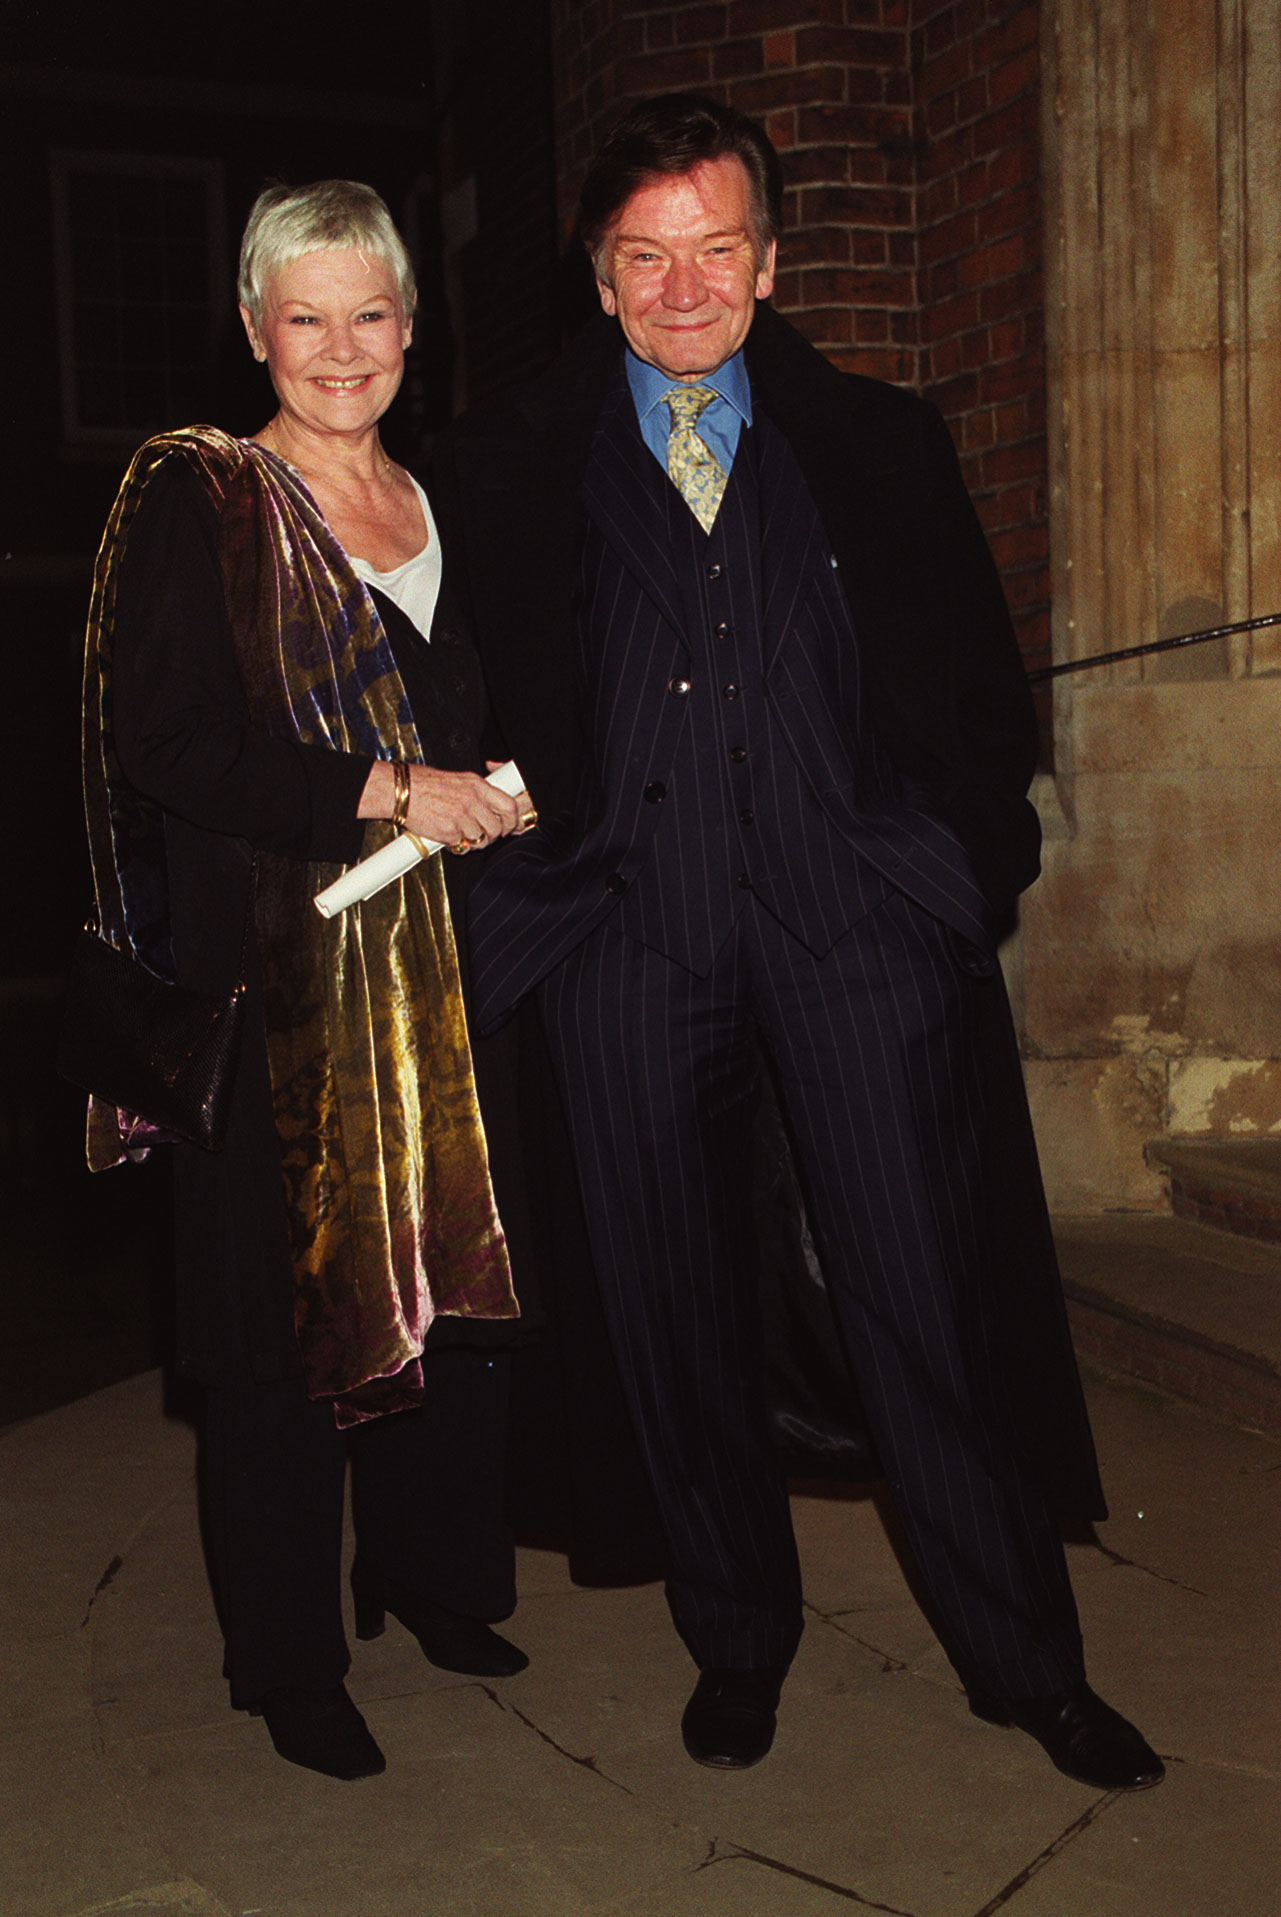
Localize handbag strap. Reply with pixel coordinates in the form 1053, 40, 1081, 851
233, 852, 257, 986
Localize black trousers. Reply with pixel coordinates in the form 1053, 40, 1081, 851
540, 891, 1085, 1700
203, 1348, 514, 1708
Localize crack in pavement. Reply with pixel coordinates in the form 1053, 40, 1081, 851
1092, 1539, 1207, 1595
69, 1883, 234, 1916
82, 1554, 124, 1628
808, 1607, 909, 1673
695, 1837, 919, 1912
474, 1683, 633, 1794
967, 1794, 1118, 1916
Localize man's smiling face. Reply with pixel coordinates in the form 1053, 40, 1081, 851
596, 155, 776, 383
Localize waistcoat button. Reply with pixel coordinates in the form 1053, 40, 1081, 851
729, 745, 747, 763
668, 677, 692, 697
644, 782, 666, 804
723, 683, 740, 700
605, 873, 628, 895
713, 621, 730, 639
706, 563, 723, 580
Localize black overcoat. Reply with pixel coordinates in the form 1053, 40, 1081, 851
110, 462, 529, 1384
434, 303, 1106, 1521
106, 458, 669, 1574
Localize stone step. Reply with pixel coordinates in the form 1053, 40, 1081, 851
1144, 1136, 1281, 1242
1054, 1213, 1281, 1439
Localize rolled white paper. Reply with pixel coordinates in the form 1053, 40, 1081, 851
313, 834, 423, 917
313, 760, 527, 918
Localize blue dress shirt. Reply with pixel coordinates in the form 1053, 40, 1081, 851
626, 348, 753, 477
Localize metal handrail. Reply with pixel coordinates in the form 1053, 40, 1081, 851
1026, 612, 1281, 683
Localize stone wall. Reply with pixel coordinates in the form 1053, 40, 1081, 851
1025, 0, 1281, 1208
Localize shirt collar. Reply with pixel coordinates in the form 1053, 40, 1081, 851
626, 347, 753, 431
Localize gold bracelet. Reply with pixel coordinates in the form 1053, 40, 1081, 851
391, 760, 411, 833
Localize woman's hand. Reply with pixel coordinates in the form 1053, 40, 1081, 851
358, 760, 532, 851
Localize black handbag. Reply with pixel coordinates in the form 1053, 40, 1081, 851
56, 884, 252, 1153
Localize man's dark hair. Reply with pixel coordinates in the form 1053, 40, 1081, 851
579, 93, 784, 277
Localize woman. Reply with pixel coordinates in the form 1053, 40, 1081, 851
80, 181, 533, 1780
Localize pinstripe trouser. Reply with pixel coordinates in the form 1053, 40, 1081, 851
539, 889, 1085, 1699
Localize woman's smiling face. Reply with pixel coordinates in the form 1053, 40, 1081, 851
241, 247, 413, 439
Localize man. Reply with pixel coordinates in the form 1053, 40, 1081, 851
434, 94, 1162, 1791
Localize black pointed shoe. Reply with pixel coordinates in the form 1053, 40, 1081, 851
253, 1684, 385, 1780
681, 1666, 785, 1769
970, 1681, 1165, 1790
351, 1558, 528, 1678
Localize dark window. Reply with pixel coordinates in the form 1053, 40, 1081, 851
52, 152, 225, 447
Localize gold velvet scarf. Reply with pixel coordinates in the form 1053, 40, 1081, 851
82, 426, 517, 1424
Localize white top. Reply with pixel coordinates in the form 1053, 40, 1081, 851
348, 473, 443, 641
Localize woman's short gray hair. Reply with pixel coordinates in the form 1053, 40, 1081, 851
238, 179, 416, 321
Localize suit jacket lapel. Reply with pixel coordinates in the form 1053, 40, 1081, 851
580, 369, 687, 643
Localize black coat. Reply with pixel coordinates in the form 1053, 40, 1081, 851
111, 461, 507, 1385
107, 456, 670, 1570
434, 305, 1105, 1521
433, 304, 1041, 928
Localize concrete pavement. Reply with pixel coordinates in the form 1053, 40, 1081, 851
2, 1359, 1278, 1917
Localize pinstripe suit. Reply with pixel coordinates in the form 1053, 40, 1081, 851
434, 305, 1102, 1699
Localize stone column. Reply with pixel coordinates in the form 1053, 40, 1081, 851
1026, 0, 1281, 1208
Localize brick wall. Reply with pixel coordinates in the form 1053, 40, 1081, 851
550, 0, 1051, 710
552, 2, 917, 384
913, 1, 1050, 697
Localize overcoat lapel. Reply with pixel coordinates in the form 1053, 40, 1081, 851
754, 407, 832, 677
443, 319, 617, 825
746, 308, 899, 672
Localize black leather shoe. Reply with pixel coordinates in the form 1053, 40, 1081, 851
970, 1681, 1165, 1790
253, 1684, 386, 1780
681, 1666, 785, 1769
352, 1559, 528, 1678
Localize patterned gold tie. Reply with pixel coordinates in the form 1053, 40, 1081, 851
664, 384, 728, 533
